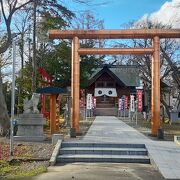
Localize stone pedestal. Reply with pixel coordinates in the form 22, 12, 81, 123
14, 113, 46, 141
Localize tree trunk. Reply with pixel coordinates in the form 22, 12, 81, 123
0, 67, 10, 135
161, 96, 170, 119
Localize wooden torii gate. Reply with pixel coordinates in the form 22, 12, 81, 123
48, 29, 180, 136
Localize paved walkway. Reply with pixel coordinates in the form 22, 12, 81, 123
82, 116, 180, 179
33, 163, 164, 180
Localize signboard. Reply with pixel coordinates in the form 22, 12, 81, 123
130, 95, 135, 112
137, 90, 143, 112
86, 94, 92, 110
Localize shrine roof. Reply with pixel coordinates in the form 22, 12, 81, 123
89, 65, 140, 87
36, 86, 67, 94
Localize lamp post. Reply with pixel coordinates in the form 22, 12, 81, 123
32, 0, 37, 92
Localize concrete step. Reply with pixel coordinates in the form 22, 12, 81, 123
61, 142, 146, 149
57, 154, 150, 164
58, 142, 150, 164
95, 108, 117, 116
60, 147, 148, 155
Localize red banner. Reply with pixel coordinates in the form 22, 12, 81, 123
136, 90, 143, 112
80, 89, 85, 108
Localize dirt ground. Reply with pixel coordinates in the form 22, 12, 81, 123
0, 118, 94, 179
0, 137, 53, 179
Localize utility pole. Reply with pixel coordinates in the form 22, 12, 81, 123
10, 40, 16, 156
32, 0, 37, 92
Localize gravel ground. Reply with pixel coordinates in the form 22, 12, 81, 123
0, 119, 94, 178
0, 137, 54, 179
0, 137, 54, 159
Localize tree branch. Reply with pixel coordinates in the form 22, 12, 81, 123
0, 0, 7, 21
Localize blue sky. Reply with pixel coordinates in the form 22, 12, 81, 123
66, 0, 169, 29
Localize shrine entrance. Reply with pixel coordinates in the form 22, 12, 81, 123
48, 29, 180, 136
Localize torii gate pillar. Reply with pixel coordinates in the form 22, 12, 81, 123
71, 36, 80, 133
151, 36, 160, 136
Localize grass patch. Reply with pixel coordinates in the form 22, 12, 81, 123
0, 160, 47, 179
0, 161, 15, 176
8, 165, 47, 179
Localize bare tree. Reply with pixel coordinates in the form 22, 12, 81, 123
72, 10, 105, 47
121, 21, 180, 118
0, 0, 33, 134
0, 0, 92, 134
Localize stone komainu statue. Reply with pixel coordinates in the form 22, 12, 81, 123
23, 93, 40, 114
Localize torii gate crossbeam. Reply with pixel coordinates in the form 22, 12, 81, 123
48, 29, 180, 136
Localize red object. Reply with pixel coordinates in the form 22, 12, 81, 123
125, 96, 128, 109
80, 89, 85, 108
38, 67, 53, 85
91, 96, 95, 109
38, 68, 54, 118
137, 90, 143, 112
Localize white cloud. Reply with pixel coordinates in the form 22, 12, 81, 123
150, 0, 180, 28
138, 0, 180, 28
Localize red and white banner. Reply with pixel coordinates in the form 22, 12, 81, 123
118, 98, 122, 111
136, 90, 143, 112
125, 96, 128, 109
91, 96, 96, 109
80, 96, 85, 108
93, 98, 96, 109
86, 94, 92, 110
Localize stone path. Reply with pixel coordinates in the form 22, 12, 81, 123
82, 116, 180, 179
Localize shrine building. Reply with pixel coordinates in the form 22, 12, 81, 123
86, 65, 141, 116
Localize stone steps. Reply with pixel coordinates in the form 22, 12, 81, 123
95, 108, 117, 116
96, 104, 115, 108
57, 154, 150, 164
60, 147, 148, 155
57, 141, 150, 164
61, 142, 146, 148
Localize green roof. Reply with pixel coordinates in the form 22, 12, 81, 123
89, 65, 140, 87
